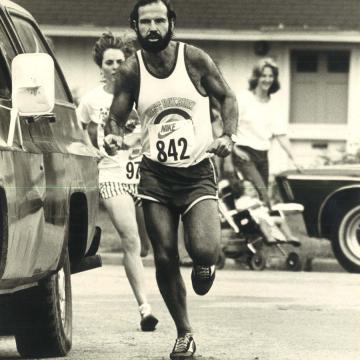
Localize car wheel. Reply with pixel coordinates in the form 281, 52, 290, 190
13, 249, 72, 357
248, 253, 266, 271
332, 205, 360, 273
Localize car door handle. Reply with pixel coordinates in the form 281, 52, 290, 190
25, 113, 56, 124
41, 113, 56, 123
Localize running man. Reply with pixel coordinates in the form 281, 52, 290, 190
104, 0, 238, 358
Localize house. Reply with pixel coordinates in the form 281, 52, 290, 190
13, 0, 360, 171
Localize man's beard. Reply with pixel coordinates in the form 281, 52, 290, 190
137, 27, 173, 53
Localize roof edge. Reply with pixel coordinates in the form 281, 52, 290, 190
41, 25, 360, 43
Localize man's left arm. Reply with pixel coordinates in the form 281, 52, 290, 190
197, 50, 238, 157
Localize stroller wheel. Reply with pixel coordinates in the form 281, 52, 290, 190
248, 253, 266, 271
286, 252, 302, 271
216, 250, 226, 270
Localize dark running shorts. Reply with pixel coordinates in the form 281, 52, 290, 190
138, 156, 218, 216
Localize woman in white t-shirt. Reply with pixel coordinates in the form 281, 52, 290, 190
77, 32, 158, 331
232, 58, 298, 208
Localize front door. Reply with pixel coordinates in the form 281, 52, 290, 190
289, 50, 350, 165
290, 50, 349, 125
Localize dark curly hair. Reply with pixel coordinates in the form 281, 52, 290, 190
129, 0, 176, 30
92, 31, 136, 68
248, 58, 280, 95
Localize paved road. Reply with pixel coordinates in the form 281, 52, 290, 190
1, 265, 360, 360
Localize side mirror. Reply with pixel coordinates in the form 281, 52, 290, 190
12, 53, 54, 115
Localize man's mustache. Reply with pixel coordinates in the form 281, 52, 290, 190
146, 32, 161, 40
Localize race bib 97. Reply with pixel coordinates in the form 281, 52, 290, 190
148, 120, 195, 165
123, 148, 142, 183
100, 147, 142, 184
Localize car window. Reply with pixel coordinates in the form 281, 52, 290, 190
0, 50, 11, 99
0, 22, 15, 99
10, 15, 71, 103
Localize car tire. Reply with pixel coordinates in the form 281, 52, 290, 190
332, 204, 360, 273
13, 249, 72, 357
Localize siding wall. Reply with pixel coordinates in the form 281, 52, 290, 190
347, 45, 360, 153
52, 37, 98, 101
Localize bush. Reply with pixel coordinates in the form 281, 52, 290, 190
320, 145, 360, 165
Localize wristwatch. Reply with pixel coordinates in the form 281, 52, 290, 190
221, 133, 237, 143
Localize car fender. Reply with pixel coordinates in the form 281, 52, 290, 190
318, 185, 360, 238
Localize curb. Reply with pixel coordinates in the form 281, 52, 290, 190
99, 252, 344, 273
306, 257, 344, 273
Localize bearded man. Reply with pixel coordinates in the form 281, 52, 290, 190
105, 1, 238, 358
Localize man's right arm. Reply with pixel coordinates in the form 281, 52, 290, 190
105, 56, 139, 138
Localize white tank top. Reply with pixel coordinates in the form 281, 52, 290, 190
77, 85, 142, 184
136, 42, 213, 167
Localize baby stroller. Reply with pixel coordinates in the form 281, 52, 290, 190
217, 178, 303, 271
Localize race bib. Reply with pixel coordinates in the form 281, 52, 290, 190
122, 147, 142, 184
100, 147, 142, 184
148, 120, 195, 165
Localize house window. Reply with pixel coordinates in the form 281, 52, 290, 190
327, 52, 349, 73
290, 50, 349, 125
295, 52, 318, 73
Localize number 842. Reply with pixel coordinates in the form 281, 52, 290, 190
156, 138, 190, 162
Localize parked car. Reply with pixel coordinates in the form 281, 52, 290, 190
0, 0, 101, 358
276, 165, 360, 273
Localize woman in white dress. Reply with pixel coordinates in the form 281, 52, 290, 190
232, 58, 298, 209
77, 32, 158, 331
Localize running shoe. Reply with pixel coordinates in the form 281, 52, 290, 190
170, 333, 196, 359
191, 265, 216, 295
139, 304, 158, 331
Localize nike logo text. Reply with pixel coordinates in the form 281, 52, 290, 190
158, 123, 177, 139
129, 149, 142, 160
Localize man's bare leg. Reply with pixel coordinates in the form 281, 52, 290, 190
183, 199, 221, 295
142, 201, 192, 336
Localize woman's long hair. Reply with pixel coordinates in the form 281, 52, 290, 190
248, 57, 280, 95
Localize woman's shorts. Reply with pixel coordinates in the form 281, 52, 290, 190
99, 182, 138, 200
138, 156, 218, 215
